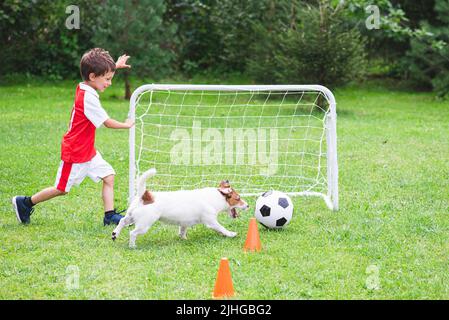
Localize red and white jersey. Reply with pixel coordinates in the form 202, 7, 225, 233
61, 83, 109, 163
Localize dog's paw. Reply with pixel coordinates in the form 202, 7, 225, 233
227, 231, 237, 238
112, 232, 117, 241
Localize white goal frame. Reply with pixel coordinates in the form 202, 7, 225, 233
129, 84, 338, 211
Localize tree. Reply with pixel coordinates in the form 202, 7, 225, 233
405, 0, 449, 97
344, 0, 447, 83
93, 0, 176, 99
165, 0, 268, 74
206, 0, 272, 72
247, 0, 367, 87
0, 0, 101, 79
164, 0, 219, 73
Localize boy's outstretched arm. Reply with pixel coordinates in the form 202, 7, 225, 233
104, 118, 134, 129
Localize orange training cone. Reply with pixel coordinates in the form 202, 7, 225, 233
213, 257, 235, 299
243, 217, 262, 252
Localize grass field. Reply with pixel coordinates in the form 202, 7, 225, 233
1, 78, 448, 299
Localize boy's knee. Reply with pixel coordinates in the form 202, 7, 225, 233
56, 189, 68, 196
103, 174, 115, 185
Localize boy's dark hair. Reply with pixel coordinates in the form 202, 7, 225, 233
80, 48, 116, 81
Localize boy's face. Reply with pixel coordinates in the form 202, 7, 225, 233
87, 70, 115, 92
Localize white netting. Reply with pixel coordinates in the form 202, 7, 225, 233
130, 85, 337, 208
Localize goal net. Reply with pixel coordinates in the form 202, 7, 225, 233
129, 85, 338, 210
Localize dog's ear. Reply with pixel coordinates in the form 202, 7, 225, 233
142, 190, 155, 205
219, 180, 231, 188
218, 187, 232, 196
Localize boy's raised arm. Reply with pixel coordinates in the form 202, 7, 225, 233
115, 54, 131, 69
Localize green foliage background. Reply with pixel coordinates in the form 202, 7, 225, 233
0, 0, 448, 96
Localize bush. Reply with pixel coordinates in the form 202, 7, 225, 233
165, 0, 268, 74
404, 0, 449, 97
93, 0, 177, 98
0, 0, 101, 79
247, 1, 367, 86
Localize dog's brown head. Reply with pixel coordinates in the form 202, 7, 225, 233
218, 180, 249, 218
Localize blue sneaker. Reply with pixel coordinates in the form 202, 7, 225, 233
12, 196, 34, 224
103, 209, 124, 226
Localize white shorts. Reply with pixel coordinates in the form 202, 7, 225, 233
54, 152, 116, 192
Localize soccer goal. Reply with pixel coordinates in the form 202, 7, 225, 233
129, 84, 338, 211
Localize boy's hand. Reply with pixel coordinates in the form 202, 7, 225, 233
116, 54, 131, 69
125, 118, 135, 128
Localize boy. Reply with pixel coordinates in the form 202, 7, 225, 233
12, 48, 134, 226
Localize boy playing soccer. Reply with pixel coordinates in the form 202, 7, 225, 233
12, 48, 134, 226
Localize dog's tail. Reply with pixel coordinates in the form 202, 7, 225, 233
137, 168, 157, 198
127, 168, 156, 214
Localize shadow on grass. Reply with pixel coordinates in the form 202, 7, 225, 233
112, 224, 241, 251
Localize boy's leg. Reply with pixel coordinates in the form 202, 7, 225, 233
102, 174, 123, 225
12, 159, 79, 224
12, 187, 67, 224
87, 152, 122, 225
32, 187, 67, 205
102, 174, 115, 212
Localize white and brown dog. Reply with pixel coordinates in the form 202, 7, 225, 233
112, 169, 249, 248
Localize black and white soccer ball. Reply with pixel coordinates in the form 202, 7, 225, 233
255, 190, 293, 229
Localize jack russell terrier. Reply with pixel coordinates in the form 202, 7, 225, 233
112, 168, 249, 248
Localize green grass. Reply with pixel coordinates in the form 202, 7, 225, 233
0, 79, 448, 299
